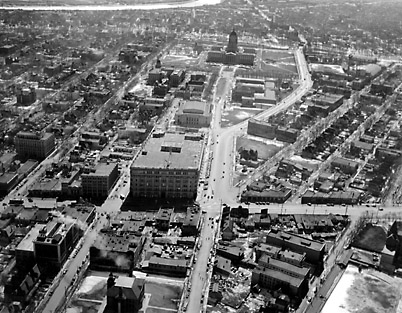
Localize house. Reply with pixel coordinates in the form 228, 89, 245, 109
222, 220, 236, 241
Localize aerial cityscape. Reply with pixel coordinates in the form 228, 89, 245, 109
1, 0, 402, 313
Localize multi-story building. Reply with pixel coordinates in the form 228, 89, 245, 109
181, 206, 201, 236
145, 256, 189, 277
266, 231, 325, 264
33, 220, 81, 273
0, 173, 18, 196
15, 224, 45, 268
207, 30, 255, 66
106, 275, 145, 313
155, 208, 173, 231
247, 119, 276, 139
130, 132, 204, 199
175, 100, 211, 128
81, 162, 119, 199
15, 86, 36, 105
90, 232, 145, 273
251, 266, 308, 297
258, 254, 310, 279
14, 131, 55, 160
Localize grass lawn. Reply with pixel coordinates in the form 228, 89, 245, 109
352, 224, 386, 253
261, 50, 295, 61
215, 77, 228, 98
161, 54, 199, 67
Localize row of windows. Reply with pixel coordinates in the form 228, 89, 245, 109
132, 170, 196, 176
265, 264, 302, 278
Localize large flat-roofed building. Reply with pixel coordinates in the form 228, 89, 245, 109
14, 131, 55, 160
175, 100, 211, 128
130, 132, 204, 199
81, 162, 119, 199
0, 173, 18, 196
266, 231, 325, 264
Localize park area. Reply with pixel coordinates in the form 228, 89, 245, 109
322, 265, 402, 313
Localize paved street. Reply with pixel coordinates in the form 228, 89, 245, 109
185, 47, 313, 312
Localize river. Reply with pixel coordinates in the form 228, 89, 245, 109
0, 0, 221, 11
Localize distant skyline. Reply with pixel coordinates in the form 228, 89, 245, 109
0, 0, 221, 10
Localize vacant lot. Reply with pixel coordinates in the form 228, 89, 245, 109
236, 137, 283, 160
352, 224, 386, 253
221, 108, 263, 128
146, 281, 182, 310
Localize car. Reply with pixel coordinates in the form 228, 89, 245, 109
379, 207, 384, 211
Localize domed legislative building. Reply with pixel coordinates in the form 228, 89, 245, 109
206, 29, 256, 66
